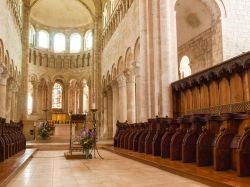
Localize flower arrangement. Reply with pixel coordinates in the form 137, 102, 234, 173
37, 122, 51, 139
79, 128, 95, 150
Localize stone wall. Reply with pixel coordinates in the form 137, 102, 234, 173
178, 28, 213, 75
0, 0, 22, 71
221, 0, 250, 60
102, 0, 139, 76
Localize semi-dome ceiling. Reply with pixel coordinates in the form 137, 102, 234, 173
30, 0, 95, 28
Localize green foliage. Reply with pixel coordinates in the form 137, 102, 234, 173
38, 122, 50, 139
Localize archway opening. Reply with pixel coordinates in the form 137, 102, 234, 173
179, 55, 191, 78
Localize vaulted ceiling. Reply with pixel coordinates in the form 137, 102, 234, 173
30, 0, 103, 28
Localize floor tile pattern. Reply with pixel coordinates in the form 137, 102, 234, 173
7, 150, 208, 187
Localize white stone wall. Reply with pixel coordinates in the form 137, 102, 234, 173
221, 0, 250, 60
102, 0, 139, 76
0, 0, 22, 71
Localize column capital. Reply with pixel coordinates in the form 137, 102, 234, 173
0, 65, 9, 85
64, 83, 70, 89
102, 89, 108, 97
31, 80, 39, 87
116, 74, 126, 88
110, 80, 118, 88
124, 69, 136, 84
106, 85, 113, 97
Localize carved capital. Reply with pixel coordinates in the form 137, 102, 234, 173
124, 69, 136, 84
110, 80, 118, 88
116, 74, 126, 87
0, 64, 9, 85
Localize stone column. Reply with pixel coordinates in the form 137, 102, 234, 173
31, 81, 38, 114
66, 34, 70, 53
5, 83, 12, 123
111, 81, 119, 136
47, 82, 53, 112
49, 33, 54, 51
78, 83, 84, 113
117, 74, 127, 122
138, 0, 149, 122
0, 66, 8, 118
102, 90, 108, 139
11, 85, 18, 121
107, 86, 113, 138
35, 28, 39, 47
19, 2, 31, 119
125, 70, 136, 124
63, 83, 69, 114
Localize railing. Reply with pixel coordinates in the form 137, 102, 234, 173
29, 47, 92, 69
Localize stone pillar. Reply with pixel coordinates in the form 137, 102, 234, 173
117, 74, 127, 122
102, 90, 108, 139
11, 85, 18, 122
19, 2, 31, 119
5, 82, 13, 123
35, 28, 39, 47
107, 86, 113, 138
66, 34, 70, 52
47, 82, 53, 111
31, 81, 38, 114
138, 0, 149, 122
64, 83, 70, 114
0, 66, 8, 119
125, 70, 136, 124
111, 81, 118, 136
78, 83, 84, 113
49, 33, 54, 51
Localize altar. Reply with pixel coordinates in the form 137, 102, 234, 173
54, 124, 76, 137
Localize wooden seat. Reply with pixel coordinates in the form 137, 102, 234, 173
182, 114, 208, 163
161, 118, 179, 158
170, 116, 192, 160
152, 117, 170, 156
145, 119, 157, 154
138, 122, 149, 153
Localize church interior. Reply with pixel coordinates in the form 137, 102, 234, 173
1, 0, 250, 186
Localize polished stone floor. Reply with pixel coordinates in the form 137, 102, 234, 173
7, 150, 208, 187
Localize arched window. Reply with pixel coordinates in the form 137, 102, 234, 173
85, 30, 93, 50
70, 33, 82, 53
52, 82, 63, 109
38, 30, 49, 49
179, 56, 191, 79
19, 0, 23, 19
54, 33, 66, 53
29, 25, 35, 45
83, 84, 89, 113
103, 3, 108, 28
27, 92, 32, 114
110, 0, 116, 14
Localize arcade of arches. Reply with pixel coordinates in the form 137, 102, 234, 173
1, 0, 250, 185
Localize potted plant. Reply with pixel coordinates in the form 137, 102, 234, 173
79, 128, 95, 159
37, 122, 51, 140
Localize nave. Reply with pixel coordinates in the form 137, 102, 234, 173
6, 150, 207, 187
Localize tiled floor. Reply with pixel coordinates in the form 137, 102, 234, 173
7, 150, 208, 187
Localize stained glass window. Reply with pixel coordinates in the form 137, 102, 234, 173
52, 83, 63, 109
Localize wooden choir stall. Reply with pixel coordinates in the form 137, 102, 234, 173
113, 52, 250, 178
